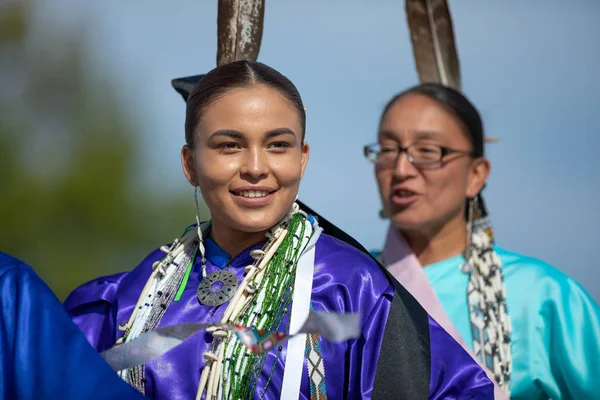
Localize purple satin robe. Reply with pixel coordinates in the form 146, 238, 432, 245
64, 233, 493, 399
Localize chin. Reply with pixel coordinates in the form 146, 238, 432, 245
389, 210, 428, 232
231, 209, 288, 233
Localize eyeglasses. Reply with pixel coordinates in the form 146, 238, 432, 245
363, 143, 477, 167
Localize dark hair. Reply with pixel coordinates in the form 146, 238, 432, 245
184, 60, 306, 146
380, 83, 484, 157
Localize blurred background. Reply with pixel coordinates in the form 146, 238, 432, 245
1, 0, 599, 301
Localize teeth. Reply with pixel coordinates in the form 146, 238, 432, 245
238, 190, 269, 198
396, 190, 414, 197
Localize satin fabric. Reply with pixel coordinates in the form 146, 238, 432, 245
379, 234, 600, 400
382, 227, 509, 399
0, 252, 145, 400
65, 233, 493, 399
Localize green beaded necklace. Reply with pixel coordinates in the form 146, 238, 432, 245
195, 208, 314, 399
225, 213, 308, 399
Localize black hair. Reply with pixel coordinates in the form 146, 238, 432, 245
381, 83, 484, 157
185, 60, 306, 146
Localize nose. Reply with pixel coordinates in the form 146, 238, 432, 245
393, 149, 418, 180
240, 148, 269, 181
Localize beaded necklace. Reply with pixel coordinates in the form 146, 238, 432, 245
116, 203, 314, 399
197, 209, 313, 400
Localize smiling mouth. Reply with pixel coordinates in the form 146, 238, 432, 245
231, 190, 276, 199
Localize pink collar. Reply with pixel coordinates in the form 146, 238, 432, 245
383, 225, 508, 398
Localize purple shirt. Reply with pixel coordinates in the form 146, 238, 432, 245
65, 233, 492, 399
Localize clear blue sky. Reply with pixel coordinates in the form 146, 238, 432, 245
37, 0, 600, 300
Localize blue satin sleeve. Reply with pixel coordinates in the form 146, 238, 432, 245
511, 260, 600, 400
0, 252, 144, 399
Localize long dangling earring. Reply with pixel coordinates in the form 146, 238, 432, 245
463, 196, 477, 271
194, 186, 208, 278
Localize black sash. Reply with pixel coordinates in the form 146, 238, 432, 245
297, 200, 431, 399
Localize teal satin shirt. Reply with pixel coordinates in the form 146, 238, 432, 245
417, 246, 600, 400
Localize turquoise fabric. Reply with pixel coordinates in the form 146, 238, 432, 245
420, 246, 600, 400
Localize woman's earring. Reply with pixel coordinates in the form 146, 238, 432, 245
194, 187, 207, 278
379, 209, 387, 219
465, 196, 477, 259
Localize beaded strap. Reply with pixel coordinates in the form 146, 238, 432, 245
303, 301, 328, 400
305, 333, 327, 400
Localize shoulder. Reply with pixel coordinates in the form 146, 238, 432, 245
496, 246, 576, 287
0, 252, 27, 279
63, 247, 165, 313
315, 234, 392, 293
0, 252, 44, 293
316, 234, 385, 272
496, 246, 596, 310
0, 253, 62, 331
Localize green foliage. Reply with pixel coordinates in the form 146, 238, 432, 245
0, 2, 208, 299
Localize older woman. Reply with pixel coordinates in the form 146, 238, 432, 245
366, 83, 600, 399
64, 62, 492, 399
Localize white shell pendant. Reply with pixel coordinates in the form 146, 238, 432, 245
197, 270, 238, 306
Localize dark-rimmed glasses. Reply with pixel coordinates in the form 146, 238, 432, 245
363, 143, 477, 167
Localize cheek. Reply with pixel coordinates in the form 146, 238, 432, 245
375, 168, 393, 196
423, 169, 468, 207
271, 155, 303, 186
196, 156, 238, 192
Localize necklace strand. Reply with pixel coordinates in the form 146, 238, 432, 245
115, 204, 313, 399
200, 210, 313, 399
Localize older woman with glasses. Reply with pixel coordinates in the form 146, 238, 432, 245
365, 83, 600, 400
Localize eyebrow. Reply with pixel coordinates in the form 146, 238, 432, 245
209, 129, 244, 140
208, 128, 297, 140
378, 129, 442, 140
264, 127, 297, 140
414, 130, 442, 140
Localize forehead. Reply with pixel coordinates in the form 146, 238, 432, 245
196, 85, 302, 137
379, 93, 469, 145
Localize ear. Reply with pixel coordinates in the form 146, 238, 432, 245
181, 145, 198, 186
299, 141, 310, 179
466, 157, 490, 198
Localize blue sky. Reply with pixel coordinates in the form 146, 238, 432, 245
37, 0, 600, 300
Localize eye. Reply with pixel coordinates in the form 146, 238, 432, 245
217, 142, 242, 153
411, 144, 442, 162
268, 141, 291, 151
413, 144, 439, 153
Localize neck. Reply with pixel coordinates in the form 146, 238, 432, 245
210, 221, 268, 259
401, 214, 467, 267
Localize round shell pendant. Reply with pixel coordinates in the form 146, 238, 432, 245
197, 270, 239, 307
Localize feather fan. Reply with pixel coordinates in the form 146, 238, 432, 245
217, 0, 265, 66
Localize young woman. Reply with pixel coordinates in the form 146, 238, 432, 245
366, 83, 600, 399
65, 62, 493, 399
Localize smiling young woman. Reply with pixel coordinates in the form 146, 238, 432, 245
63, 62, 494, 400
